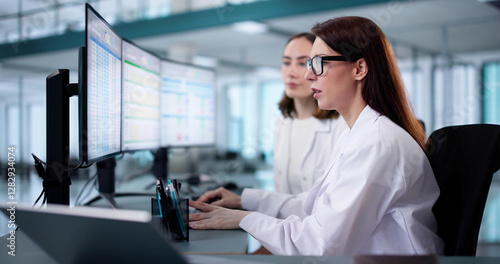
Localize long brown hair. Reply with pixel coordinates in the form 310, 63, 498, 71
278, 33, 338, 119
312, 16, 426, 149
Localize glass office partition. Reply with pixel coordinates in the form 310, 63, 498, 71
226, 83, 258, 160
259, 80, 284, 165
483, 62, 500, 124
433, 64, 479, 129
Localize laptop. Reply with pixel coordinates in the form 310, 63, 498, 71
0, 203, 188, 264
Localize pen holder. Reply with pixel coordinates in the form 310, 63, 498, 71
151, 197, 189, 242
151, 197, 167, 233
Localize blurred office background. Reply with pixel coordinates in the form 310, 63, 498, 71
0, 0, 499, 254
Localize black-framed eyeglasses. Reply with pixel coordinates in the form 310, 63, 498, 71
306, 56, 355, 76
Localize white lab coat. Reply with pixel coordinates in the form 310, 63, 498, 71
242, 114, 348, 219
273, 114, 349, 194
240, 106, 444, 256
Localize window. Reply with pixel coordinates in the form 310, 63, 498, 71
401, 68, 429, 132
29, 103, 47, 162
226, 83, 258, 159
433, 64, 480, 129
483, 62, 500, 124
225, 79, 283, 163
258, 80, 284, 164
6, 105, 20, 157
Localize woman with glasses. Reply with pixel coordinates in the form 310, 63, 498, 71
189, 16, 443, 256
199, 33, 348, 220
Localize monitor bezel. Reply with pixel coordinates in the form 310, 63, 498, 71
159, 58, 217, 149
79, 3, 123, 164
121, 38, 162, 153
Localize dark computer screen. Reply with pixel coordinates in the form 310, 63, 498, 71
80, 4, 122, 163
121, 39, 161, 151
160, 60, 216, 147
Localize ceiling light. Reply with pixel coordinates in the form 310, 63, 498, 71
231, 21, 269, 35
193, 55, 219, 68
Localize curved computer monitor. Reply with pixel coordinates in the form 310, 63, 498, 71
121, 39, 161, 152
160, 60, 216, 148
79, 3, 122, 163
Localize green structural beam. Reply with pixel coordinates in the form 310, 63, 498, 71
0, 0, 407, 60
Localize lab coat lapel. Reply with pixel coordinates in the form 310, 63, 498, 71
298, 119, 331, 173
275, 117, 291, 170
303, 137, 341, 215
276, 117, 292, 193
303, 153, 340, 214
303, 106, 380, 215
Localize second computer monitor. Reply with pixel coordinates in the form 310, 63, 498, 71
160, 60, 216, 147
121, 40, 161, 151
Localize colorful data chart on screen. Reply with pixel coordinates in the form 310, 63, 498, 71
160, 61, 216, 147
122, 41, 161, 151
86, 9, 122, 161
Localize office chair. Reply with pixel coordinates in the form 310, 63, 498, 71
426, 124, 500, 256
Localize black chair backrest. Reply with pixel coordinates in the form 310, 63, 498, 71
426, 124, 500, 256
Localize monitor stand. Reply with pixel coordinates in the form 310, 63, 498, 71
45, 69, 76, 205
96, 157, 119, 208
84, 157, 157, 208
154, 147, 169, 181
141, 147, 170, 190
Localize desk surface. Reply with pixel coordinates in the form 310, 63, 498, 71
1, 231, 56, 264
2, 174, 497, 263
1, 232, 499, 264
186, 255, 500, 264
174, 230, 248, 255
85, 190, 249, 255
0, 228, 248, 264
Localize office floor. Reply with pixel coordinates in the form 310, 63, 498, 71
1, 168, 500, 257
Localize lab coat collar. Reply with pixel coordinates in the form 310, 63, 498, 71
351, 105, 381, 131
341, 105, 381, 151
289, 111, 331, 133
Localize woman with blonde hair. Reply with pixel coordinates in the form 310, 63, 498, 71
274, 32, 347, 196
